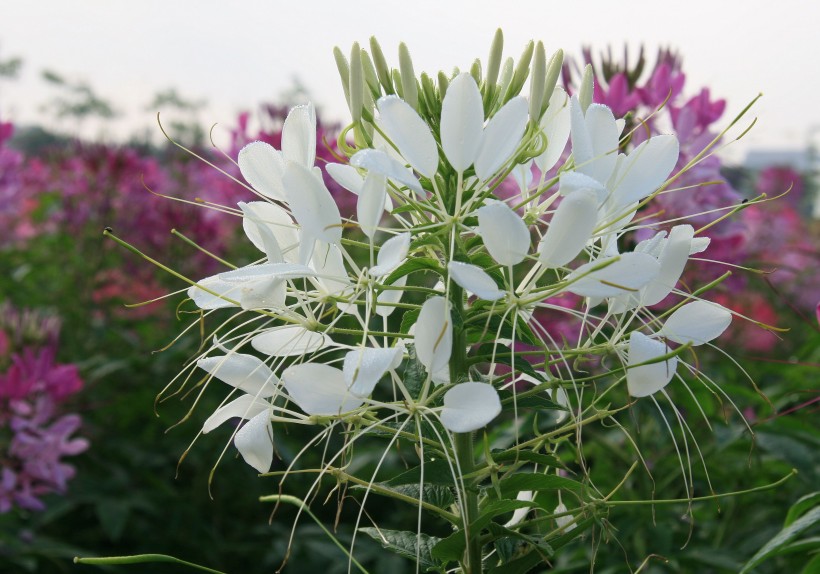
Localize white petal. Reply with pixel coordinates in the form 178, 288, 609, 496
569, 97, 593, 173
414, 296, 452, 374
282, 162, 342, 244
565, 252, 660, 299
218, 262, 315, 283
281, 363, 364, 416
237, 276, 286, 310
538, 189, 598, 268
558, 171, 607, 203
440, 73, 484, 172
351, 148, 423, 196
326, 163, 364, 194
643, 224, 693, 306
238, 142, 286, 201
474, 96, 529, 180
535, 87, 571, 173
554, 503, 576, 531
627, 331, 677, 398
376, 275, 407, 317
251, 326, 332, 357
690, 237, 711, 255
660, 301, 732, 346
547, 387, 570, 423
281, 103, 316, 168
581, 104, 619, 184
310, 241, 350, 297
611, 135, 679, 207
440, 382, 502, 433
234, 411, 273, 473
377, 95, 439, 178
188, 275, 240, 309
202, 395, 268, 434
358, 172, 387, 239
370, 232, 411, 276
447, 261, 505, 300
477, 201, 530, 266
344, 347, 403, 397
239, 201, 300, 263
635, 230, 667, 258
504, 491, 534, 528
197, 353, 278, 397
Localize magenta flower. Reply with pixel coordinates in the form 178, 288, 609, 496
0, 305, 87, 513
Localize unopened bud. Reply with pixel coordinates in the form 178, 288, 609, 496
398, 42, 418, 110
579, 63, 594, 113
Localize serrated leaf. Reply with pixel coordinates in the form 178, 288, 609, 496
401, 343, 426, 398
740, 506, 820, 573
494, 536, 526, 564
485, 523, 553, 556
400, 309, 421, 335
362, 483, 455, 510
359, 527, 442, 571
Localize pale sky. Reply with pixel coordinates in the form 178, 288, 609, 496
2, 0, 818, 163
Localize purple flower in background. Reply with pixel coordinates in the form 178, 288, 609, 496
0, 304, 87, 513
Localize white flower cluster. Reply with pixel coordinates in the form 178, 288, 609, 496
182, 38, 733, 476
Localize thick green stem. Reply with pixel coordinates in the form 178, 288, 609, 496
449, 283, 483, 572
454, 432, 482, 572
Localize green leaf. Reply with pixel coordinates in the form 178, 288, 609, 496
485, 523, 553, 556
740, 506, 820, 573
494, 536, 525, 564
492, 449, 563, 469
410, 234, 445, 251
400, 309, 421, 335
74, 554, 226, 574
359, 528, 442, 571
391, 203, 421, 215
359, 483, 454, 510
545, 516, 594, 551
430, 531, 465, 563
497, 388, 561, 411
431, 499, 540, 562
385, 459, 458, 487
487, 544, 551, 574
787, 492, 820, 527
473, 499, 539, 533
384, 257, 444, 285
465, 312, 541, 346
401, 343, 426, 398
497, 473, 585, 499
801, 552, 820, 574
471, 345, 545, 383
